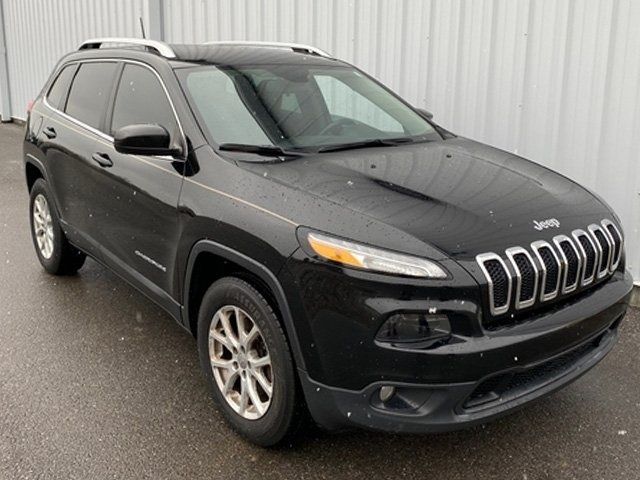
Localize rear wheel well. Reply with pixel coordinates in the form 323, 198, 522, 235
187, 251, 282, 338
26, 162, 44, 191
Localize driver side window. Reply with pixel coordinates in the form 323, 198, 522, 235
111, 64, 177, 136
314, 75, 403, 133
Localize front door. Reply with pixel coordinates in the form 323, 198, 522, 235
88, 62, 184, 299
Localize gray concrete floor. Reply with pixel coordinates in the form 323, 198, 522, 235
1, 123, 639, 479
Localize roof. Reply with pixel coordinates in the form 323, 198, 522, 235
168, 44, 342, 67
75, 38, 343, 67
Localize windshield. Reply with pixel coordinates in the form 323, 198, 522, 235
177, 63, 440, 152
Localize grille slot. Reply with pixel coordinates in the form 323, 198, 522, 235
506, 247, 537, 309
476, 253, 512, 316
531, 241, 561, 301
589, 224, 612, 279
602, 219, 623, 272
554, 235, 581, 293
572, 230, 597, 285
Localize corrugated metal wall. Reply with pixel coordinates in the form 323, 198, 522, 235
3, 0, 149, 117
163, 0, 640, 282
2, 0, 639, 281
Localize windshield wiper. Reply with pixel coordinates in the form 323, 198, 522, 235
317, 137, 416, 153
219, 143, 304, 157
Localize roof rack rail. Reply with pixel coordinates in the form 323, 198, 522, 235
78, 38, 176, 58
204, 41, 331, 58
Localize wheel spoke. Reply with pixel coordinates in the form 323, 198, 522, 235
244, 325, 259, 348
237, 376, 249, 415
251, 368, 272, 396
233, 307, 254, 347
210, 357, 234, 370
222, 371, 239, 395
249, 353, 271, 368
246, 377, 265, 415
218, 309, 240, 349
210, 329, 233, 351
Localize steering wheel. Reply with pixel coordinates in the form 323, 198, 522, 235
317, 118, 357, 136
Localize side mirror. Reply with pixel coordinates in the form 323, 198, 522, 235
416, 108, 434, 121
114, 124, 182, 157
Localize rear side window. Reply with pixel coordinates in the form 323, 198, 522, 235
110, 64, 176, 135
46, 64, 76, 110
65, 62, 118, 131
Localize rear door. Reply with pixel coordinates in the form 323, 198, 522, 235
41, 61, 119, 257
88, 62, 185, 298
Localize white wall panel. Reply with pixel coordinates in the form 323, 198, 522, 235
162, 0, 640, 281
2, 0, 638, 280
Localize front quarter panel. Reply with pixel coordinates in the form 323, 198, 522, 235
176, 145, 301, 279
175, 146, 464, 378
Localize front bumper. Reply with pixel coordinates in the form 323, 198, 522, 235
301, 321, 620, 432
290, 267, 633, 432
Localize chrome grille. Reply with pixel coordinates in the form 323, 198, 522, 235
476, 219, 623, 318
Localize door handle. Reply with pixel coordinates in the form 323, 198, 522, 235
43, 126, 56, 139
91, 152, 113, 168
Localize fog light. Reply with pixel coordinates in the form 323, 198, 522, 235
379, 385, 396, 403
376, 313, 451, 344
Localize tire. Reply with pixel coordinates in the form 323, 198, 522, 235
29, 178, 86, 275
197, 277, 300, 446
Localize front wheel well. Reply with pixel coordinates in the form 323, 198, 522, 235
186, 251, 282, 338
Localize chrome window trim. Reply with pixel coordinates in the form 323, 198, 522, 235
571, 229, 597, 286
476, 252, 512, 316
505, 247, 538, 310
601, 219, 623, 272
588, 223, 611, 279
43, 62, 79, 110
552, 235, 581, 294
42, 58, 186, 159
530, 240, 561, 302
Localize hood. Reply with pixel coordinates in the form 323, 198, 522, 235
238, 138, 612, 260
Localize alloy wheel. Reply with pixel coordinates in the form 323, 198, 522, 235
208, 305, 273, 420
33, 194, 54, 259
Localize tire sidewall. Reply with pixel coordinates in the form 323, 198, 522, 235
197, 277, 297, 446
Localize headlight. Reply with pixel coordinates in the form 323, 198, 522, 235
305, 231, 447, 278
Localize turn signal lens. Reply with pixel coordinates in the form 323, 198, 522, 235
306, 232, 447, 278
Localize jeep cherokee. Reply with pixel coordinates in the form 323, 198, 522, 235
23, 38, 633, 446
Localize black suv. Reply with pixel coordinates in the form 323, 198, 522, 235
24, 38, 633, 446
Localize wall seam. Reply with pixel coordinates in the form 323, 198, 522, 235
0, 0, 12, 120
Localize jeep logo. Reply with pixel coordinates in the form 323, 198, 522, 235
533, 218, 561, 231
